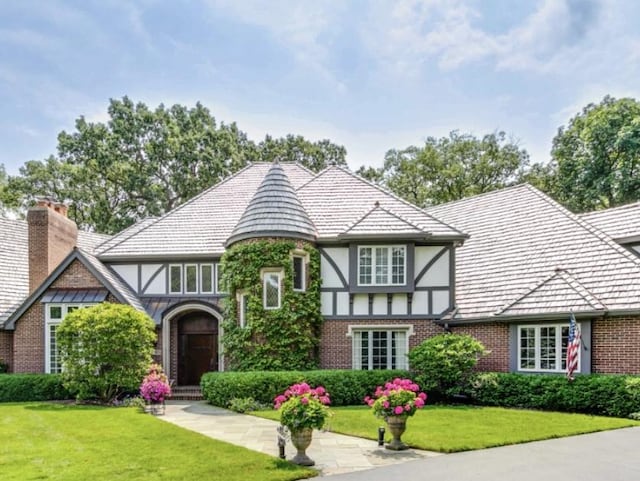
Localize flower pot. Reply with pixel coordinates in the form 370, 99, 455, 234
289, 427, 315, 466
385, 415, 409, 450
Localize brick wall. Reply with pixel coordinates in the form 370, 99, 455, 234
0, 330, 13, 372
13, 259, 111, 373
450, 323, 510, 372
592, 316, 640, 374
319, 319, 445, 369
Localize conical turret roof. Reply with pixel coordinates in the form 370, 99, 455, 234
226, 162, 316, 246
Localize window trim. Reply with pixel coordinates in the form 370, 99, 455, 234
169, 264, 183, 294
291, 252, 307, 292
517, 322, 581, 373
200, 263, 215, 294
237, 290, 249, 328
45, 303, 93, 374
184, 264, 199, 294
262, 269, 283, 310
347, 324, 414, 370
357, 245, 406, 287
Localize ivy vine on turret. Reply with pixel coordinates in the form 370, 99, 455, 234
220, 239, 323, 370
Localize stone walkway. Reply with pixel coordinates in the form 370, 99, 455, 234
161, 401, 443, 477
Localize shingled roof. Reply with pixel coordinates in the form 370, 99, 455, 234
0, 217, 111, 326
226, 162, 316, 246
580, 201, 640, 243
97, 163, 466, 259
427, 184, 640, 322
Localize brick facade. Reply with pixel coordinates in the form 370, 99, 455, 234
319, 318, 445, 369
12, 259, 112, 373
591, 316, 640, 374
450, 322, 510, 372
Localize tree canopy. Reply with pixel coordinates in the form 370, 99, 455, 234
357, 131, 530, 207
550, 96, 640, 212
2, 97, 346, 233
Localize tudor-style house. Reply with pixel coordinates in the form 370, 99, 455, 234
1, 162, 639, 384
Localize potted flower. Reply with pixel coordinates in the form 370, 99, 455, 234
364, 378, 427, 450
140, 363, 172, 415
274, 382, 331, 466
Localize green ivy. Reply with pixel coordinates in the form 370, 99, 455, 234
220, 239, 323, 370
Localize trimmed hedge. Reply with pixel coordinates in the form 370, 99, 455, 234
0, 374, 71, 402
470, 373, 640, 418
201, 369, 411, 408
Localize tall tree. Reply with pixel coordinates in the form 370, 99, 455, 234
551, 96, 640, 212
3, 97, 346, 233
358, 131, 529, 207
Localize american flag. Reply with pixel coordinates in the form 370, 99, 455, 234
566, 313, 581, 380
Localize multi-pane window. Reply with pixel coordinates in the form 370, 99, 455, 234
518, 324, 573, 372
201, 264, 214, 293
292, 256, 305, 291
185, 264, 198, 293
169, 265, 182, 293
352, 329, 408, 370
263, 272, 282, 310
358, 246, 406, 286
46, 304, 92, 374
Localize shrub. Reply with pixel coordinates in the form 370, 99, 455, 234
0, 359, 8, 373
408, 333, 486, 398
469, 372, 640, 418
201, 369, 411, 407
57, 303, 156, 403
228, 397, 270, 413
0, 374, 70, 402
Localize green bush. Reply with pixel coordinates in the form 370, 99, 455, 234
470, 373, 640, 418
0, 374, 70, 402
408, 333, 486, 397
201, 369, 411, 407
57, 303, 156, 403
228, 397, 270, 413
0, 359, 8, 373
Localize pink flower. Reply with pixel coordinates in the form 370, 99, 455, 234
418, 392, 427, 400
415, 398, 425, 408
404, 404, 411, 412
394, 406, 404, 415
383, 401, 390, 409
300, 397, 309, 405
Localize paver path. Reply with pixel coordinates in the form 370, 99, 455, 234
162, 401, 442, 477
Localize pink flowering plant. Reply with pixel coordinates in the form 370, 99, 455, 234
140, 363, 172, 404
274, 382, 331, 430
365, 378, 427, 419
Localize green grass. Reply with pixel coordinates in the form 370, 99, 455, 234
0, 403, 316, 481
254, 405, 640, 453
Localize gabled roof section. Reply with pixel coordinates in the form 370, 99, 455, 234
0, 216, 111, 326
339, 202, 427, 240
226, 162, 316, 246
427, 184, 640, 322
580, 201, 640, 243
4, 248, 143, 329
296, 166, 467, 241
496, 268, 606, 317
97, 163, 316, 259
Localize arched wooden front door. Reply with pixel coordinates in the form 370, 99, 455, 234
177, 312, 218, 385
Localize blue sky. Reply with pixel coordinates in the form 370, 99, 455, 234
2, 0, 640, 175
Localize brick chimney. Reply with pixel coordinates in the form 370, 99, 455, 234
27, 199, 78, 292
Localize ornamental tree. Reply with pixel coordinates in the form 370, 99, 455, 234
57, 302, 156, 403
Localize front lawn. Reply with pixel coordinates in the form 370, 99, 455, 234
254, 405, 640, 452
0, 403, 315, 481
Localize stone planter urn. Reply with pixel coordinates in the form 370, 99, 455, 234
290, 427, 315, 466
385, 416, 409, 450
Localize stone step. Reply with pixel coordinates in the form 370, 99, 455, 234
171, 386, 204, 401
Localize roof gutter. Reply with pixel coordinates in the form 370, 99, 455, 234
435, 308, 617, 326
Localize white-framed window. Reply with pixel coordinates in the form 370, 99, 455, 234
358, 246, 406, 286
348, 325, 413, 370
45, 304, 92, 374
237, 290, 249, 328
518, 323, 579, 373
200, 264, 214, 294
292, 255, 306, 292
185, 264, 198, 293
169, 264, 182, 293
262, 270, 283, 310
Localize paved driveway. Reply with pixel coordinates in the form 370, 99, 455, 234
326, 426, 640, 481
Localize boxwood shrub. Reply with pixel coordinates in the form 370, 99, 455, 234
469, 373, 640, 418
0, 374, 71, 402
201, 369, 411, 408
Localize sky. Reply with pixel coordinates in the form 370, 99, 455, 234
1, 0, 640, 175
